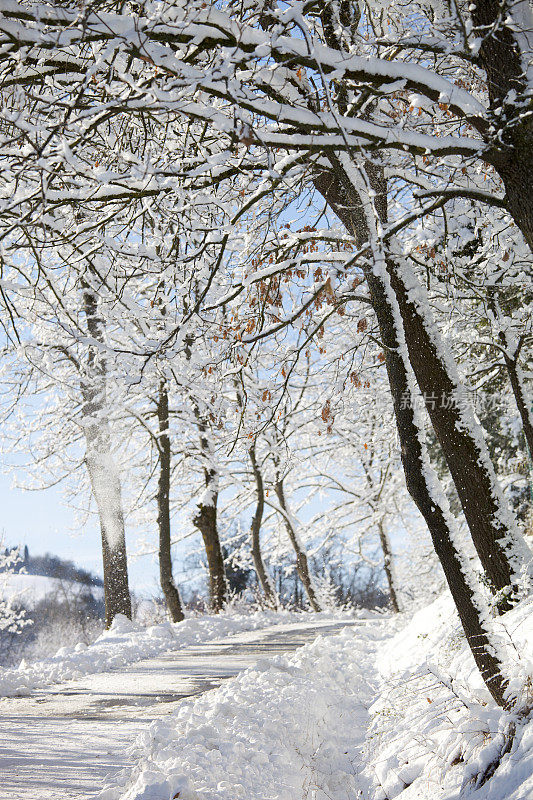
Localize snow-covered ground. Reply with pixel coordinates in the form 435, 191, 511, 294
97, 595, 533, 800
0, 618, 363, 800
99, 620, 386, 800
0, 607, 356, 697
2, 596, 531, 800
366, 594, 533, 800
0, 572, 104, 606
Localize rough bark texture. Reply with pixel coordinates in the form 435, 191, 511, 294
96, 530, 131, 629
315, 162, 526, 610
498, 339, 533, 463
192, 418, 227, 612
156, 379, 185, 623
249, 443, 277, 607
82, 289, 131, 628
377, 519, 400, 613
274, 477, 322, 612
471, 0, 533, 250
384, 351, 510, 708
314, 164, 512, 706
385, 260, 521, 606
194, 493, 226, 612
367, 261, 509, 704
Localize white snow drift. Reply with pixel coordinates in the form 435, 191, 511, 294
98, 595, 533, 800
98, 620, 386, 800
0, 608, 354, 697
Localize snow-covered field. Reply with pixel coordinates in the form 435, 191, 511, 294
0, 608, 356, 697
0, 572, 103, 606
0, 572, 96, 608
97, 595, 533, 800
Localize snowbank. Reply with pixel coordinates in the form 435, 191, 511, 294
0, 608, 355, 697
98, 595, 533, 800
365, 594, 533, 800
98, 619, 388, 800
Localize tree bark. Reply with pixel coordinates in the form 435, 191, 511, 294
315, 160, 530, 610
386, 360, 510, 708
314, 162, 513, 706
377, 519, 400, 613
156, 379, 185, 623
249, 442, 277, 607
470, 0, 533, 250
273, 477, 322, 612
355, 227, 510, 706
81, 288, 131, 628
384, 257, 527, 607
193, 488, 226, 612
192, 418, 227, 612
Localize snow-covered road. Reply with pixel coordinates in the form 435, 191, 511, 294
0, 619, 357, 800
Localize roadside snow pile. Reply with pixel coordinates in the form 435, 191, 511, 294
98, 620, 388, 800
364, 593, 533, 800
98, 595, 533, 800
0, 608, 356, 697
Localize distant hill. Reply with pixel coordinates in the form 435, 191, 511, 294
0, 572, 104, 608
1, 546, 104, 587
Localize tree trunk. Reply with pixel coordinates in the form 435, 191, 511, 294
249, 442, 277, 607
156, 379, 185, 623
192, 419, 227, 612
485, 296, 533, 462
471, 0, 533, 251
504, 353, 533, 462
358, 236, 510, 707
315, 159, 530, 611
384, 256, 528, 607
273, 477, 322, 612
314, 163, 512, 707
193, 489, 226, 612
361, 439, 401, 613
377, 519, 400, 613
81, 288, 131, 628
185, 332, 227, 613
388, 366, 510, 708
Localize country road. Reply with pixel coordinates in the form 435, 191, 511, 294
0, 619, 358, 800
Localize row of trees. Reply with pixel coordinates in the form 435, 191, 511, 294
0, 0, 531, 710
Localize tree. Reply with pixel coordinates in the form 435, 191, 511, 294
248, 439, 278, 607
0, 546, 31, 640
272, 470, 322, 613
82, 286, 132, 626
0, 0, 531, 706
156, 378, 185, 622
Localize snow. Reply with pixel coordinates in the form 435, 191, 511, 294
97, 595, 533, 800
0, 608, 355, 697
367, 594, 533, 800
0, 573, 102, 607
0, 618, 364, 800
98, 619, 386, 800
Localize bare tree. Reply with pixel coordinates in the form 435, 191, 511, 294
81, 287, 131, 627
156, 378, 185, 622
